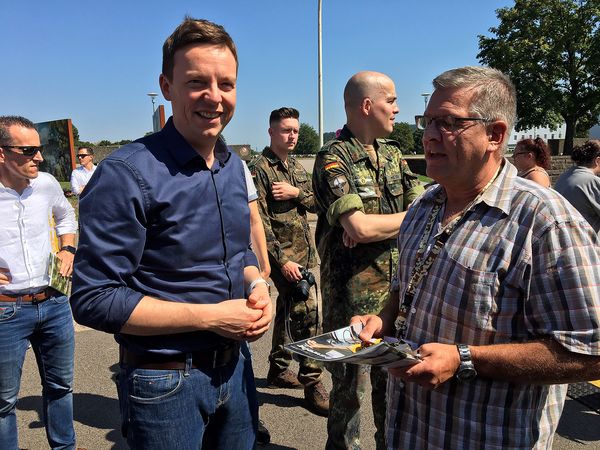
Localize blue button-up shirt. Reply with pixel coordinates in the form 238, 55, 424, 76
71, 118, 257, 354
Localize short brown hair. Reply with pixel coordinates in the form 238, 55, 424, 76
162, 16, 238, 80
0, 116, 35, 144
269, 107, 299, 126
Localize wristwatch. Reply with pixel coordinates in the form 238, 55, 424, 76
455, 344, 477, 381
60, 245, 77, 255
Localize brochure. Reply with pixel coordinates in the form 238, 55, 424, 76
47, 252, 72, 297
285, 323, 421, 368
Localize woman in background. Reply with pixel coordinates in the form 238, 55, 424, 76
555, 140, 600, 233
512, 137, 552, 187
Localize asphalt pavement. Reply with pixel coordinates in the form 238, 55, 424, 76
15, 305, 600, 450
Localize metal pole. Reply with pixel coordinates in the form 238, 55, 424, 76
318, 0, 324, 149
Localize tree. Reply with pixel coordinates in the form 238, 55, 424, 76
478, 0, 600, 154
389, 122, 414, 152
295, 123, 319, 155
412, 128, 424, 154
97, 140, 113, 146
323, 131, 338, 143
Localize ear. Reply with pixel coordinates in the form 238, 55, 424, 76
159, 74, 172, 101
360, 97, 372, 116
268, 127, 274, 138
487, 121, 508, 153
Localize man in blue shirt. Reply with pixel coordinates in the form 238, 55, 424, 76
71, 17, 272, 450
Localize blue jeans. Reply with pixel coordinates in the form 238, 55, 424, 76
0, 293, 75, 450
118, 347, 257, 450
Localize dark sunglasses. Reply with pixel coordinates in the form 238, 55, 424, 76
77, 154, 91, 158
2, 145, 44, 157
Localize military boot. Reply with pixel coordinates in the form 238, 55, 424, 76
266, 367, 302, 389
304, 381, 330, 417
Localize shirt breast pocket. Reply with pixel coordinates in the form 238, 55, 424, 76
439, 259, 498, 333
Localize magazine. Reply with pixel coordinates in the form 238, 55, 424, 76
285, 323, 421, 368
47, 252, 72, 297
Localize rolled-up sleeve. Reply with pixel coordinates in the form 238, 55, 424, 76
71, 159, 146, 333
51, 178, 77, 235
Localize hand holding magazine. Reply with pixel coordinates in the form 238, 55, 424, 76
47, 252, 72, 297
285, 323, 421, 368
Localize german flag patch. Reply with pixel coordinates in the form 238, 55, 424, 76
324, 162, 340, 171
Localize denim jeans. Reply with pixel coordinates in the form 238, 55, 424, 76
0, 293, 75, 450
118, 346, 257, 450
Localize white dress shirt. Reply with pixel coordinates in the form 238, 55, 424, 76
70, 164, 96, 195
0, 172, 77, 293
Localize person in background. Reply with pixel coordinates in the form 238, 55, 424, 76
554, 139, 600, 233
70, 146, 96, 195
354, 66, 600, 450
0, 115, 78, 450
312, 71, 423, 449
512, 137, 551, 187
241, 157, 271, 445
251, 107, 329, 416
71, 17, 272, 449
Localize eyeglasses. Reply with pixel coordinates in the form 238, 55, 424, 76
415, 115, 491, 132
1, 145, 44, 157
77, 154, 91, 158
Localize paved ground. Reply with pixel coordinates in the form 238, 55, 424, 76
15, 310, 600, 450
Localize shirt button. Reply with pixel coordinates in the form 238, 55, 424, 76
411, 307, 417, 314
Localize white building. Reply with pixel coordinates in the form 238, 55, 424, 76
508, 123, 567, 149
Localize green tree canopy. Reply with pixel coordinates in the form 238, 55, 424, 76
389, 122, 415, 151
295, 123, 319, 155
478, 0, 600, 154
412, 128, 424, 154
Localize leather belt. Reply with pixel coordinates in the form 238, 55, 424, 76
121, 342, 240, 370
0, 288, 53, 303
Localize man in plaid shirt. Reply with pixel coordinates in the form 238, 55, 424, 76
353, 66, 600, 449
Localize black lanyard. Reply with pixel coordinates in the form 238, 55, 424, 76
394, 165, 502, 338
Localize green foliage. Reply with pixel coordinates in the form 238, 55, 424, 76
323, 131, 338, 143
295, 123, 319, 155
478, 0, 600, 154
412, 128, 424, 154
97, 140, 113, 146
389, 122, 414, 151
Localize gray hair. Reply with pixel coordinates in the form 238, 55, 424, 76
433, 66, 516, 149
0, 116, 36, 144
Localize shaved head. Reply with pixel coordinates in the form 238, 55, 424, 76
344, 71, 394, 109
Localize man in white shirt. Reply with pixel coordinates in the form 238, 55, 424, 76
70, 146, 96, 195
0, 116, 78, 450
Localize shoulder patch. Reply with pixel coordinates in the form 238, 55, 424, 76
328, 175, 350, 197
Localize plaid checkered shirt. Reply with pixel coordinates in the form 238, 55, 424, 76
388, 160, 600, 450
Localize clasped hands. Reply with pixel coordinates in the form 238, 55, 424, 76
216, 283, 273, 342
350, 314, 461, 390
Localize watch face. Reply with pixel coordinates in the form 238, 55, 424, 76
457, 367, 477, 381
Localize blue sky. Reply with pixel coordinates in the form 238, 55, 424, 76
1, 0, 511, 151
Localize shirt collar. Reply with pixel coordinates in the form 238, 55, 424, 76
339, 125, 392, 164
160, 117, 232, 169
423, 158, 514, 217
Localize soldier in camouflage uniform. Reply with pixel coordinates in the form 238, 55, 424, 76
250, 107, 329, 416
312, 72, 423, 449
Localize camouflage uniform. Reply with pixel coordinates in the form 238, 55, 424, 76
312, 125, 423, 450
250, 147, 323, 386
